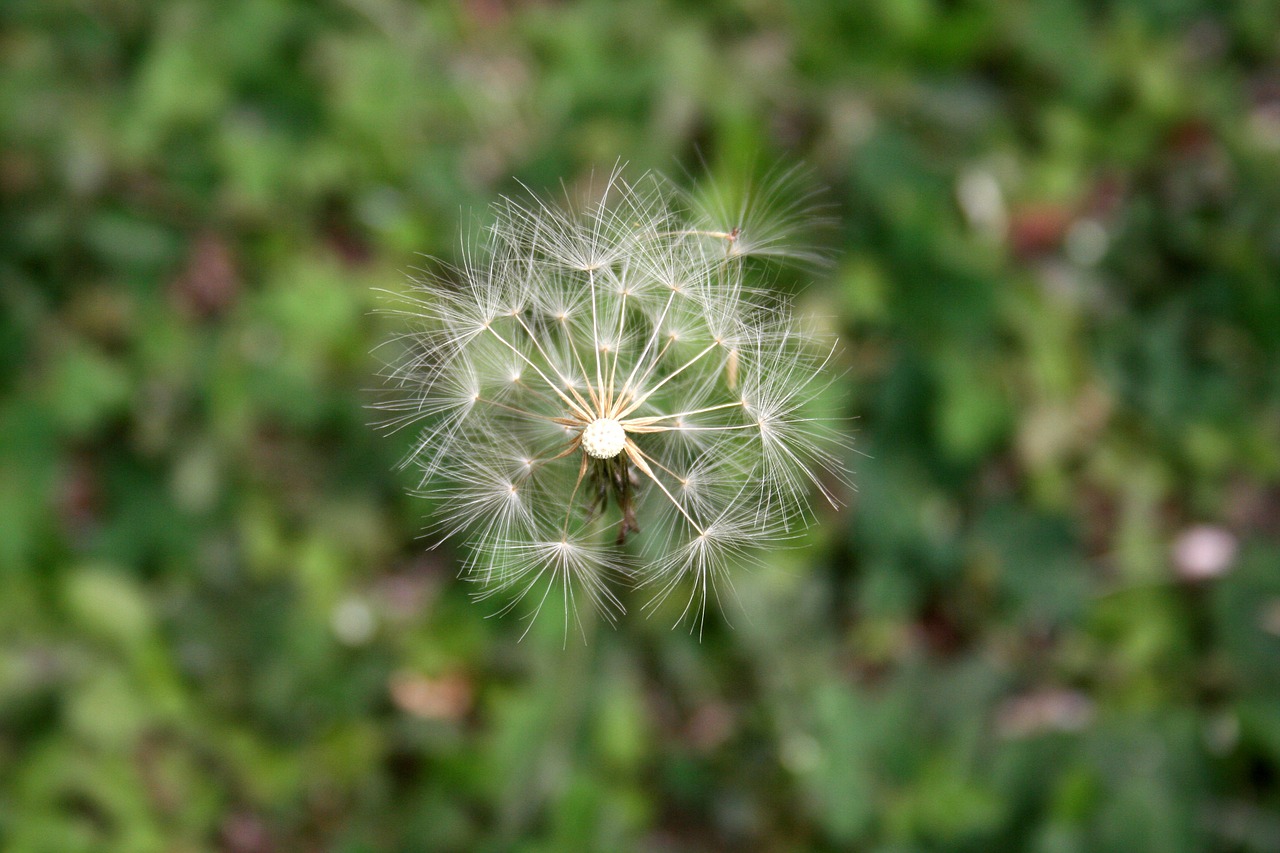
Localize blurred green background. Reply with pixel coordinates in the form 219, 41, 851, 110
4, 1, 1280, 850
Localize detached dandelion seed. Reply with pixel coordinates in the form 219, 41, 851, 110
377, 166, 850, 638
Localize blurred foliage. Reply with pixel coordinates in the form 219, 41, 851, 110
3, 0, 1280, 850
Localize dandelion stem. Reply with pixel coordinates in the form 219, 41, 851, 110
563, 452, 590, 534
617, 289, 677, 409
543, 436, 587, 462
624, 438, 704, 535
588, 267, 605, 411
606, 283, 630, 411
484, 325, 591, 421
557, 314, 603, 414
623, 400, 745, 427
616, 341, 721, 420
656, 229, 737, 242
636, 422, 763, 432
512, 312, 595, 416
635, 448, 686, 483
474, 397, 564, 424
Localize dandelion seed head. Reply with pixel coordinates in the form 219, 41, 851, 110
581, 418, 626, 459
376, 165, 850, 636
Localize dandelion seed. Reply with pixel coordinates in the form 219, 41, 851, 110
377, 167, 850, 637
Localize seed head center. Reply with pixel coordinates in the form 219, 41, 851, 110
581, 418, 626, 459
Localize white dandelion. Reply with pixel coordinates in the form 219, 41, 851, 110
378, 167, 850, 638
